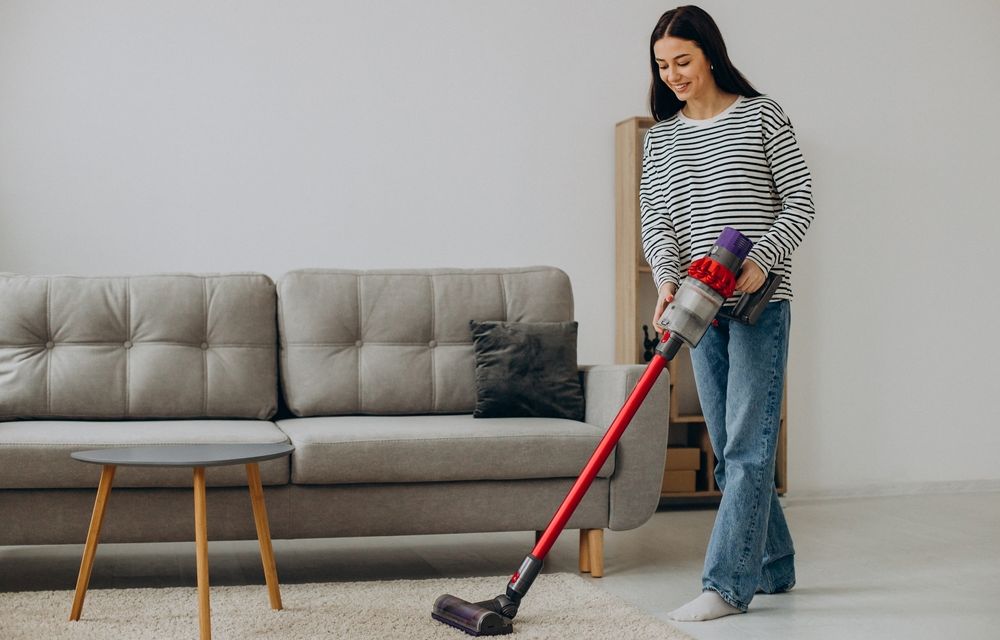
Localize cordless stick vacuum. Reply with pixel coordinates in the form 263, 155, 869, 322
432, 227, 763, 636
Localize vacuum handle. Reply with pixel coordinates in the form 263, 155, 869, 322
720, 272, 783, 325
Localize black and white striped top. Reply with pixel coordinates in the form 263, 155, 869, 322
639, 95, 814, 303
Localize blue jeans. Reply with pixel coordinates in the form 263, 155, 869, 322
688, 300, 795, 611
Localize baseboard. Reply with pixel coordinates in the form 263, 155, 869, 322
784, 478, 1000, 501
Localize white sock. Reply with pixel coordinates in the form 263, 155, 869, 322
667, 591, 743, 621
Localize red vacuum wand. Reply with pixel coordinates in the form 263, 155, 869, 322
529, 346, 669, 561
432, 227, 755, 636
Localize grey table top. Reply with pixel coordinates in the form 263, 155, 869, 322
70, 443, 294, 467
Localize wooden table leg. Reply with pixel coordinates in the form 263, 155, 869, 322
246, 462, 282, 610
69, 464, 116, 621
194, 466, 211, 640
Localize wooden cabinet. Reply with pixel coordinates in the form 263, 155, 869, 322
614, 116, 787, 503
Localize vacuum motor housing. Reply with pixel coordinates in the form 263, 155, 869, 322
657, 227, 752, 347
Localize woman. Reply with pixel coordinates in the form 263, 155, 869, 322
639, 5, 815, 621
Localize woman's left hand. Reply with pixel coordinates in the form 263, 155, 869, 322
735, 259, 765, 293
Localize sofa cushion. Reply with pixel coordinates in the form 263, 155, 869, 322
277, 267, 573, 416
470, 320, 584, 420
276, 414, 614, 484
0, 420, 290, 489
0, 273, 278, 420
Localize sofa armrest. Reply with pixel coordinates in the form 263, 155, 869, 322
581, 364, 669, 531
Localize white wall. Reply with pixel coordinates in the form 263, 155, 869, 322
1, 0, 998, 496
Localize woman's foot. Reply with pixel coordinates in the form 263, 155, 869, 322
667, 591, 743, 621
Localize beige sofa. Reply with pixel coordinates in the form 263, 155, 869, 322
0, 267, 669, 574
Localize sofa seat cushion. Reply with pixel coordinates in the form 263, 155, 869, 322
276, 414, 615, 485
0, 420, 290, 489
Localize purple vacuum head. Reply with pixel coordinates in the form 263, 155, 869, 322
432, 594, 513, 636
716, 227, 753, 261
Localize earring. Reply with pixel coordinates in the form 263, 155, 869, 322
710, 64, 715, 71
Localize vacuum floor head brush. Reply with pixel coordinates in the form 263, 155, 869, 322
431, 595, 514, 636
432, 228, 767, 635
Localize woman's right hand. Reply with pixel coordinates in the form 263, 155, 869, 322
652, 282, 677, 334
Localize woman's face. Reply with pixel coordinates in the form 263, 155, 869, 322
653, 36, 714, 102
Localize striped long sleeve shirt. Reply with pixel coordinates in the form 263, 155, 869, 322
639, 95, 814, 304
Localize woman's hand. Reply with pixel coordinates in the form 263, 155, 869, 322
736, 259, 765, 293
652, 282, 677, 334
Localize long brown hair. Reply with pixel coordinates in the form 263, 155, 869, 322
649, 6, 761, 121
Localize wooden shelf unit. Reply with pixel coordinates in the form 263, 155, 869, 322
614, 116, 787, 503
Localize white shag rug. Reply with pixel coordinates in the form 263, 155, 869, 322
0, 573, 690, 639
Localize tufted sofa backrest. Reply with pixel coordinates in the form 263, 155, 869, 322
0, 273, 278, 420
277, 267, 574, 416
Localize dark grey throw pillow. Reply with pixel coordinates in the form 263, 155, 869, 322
469, 320, 584, 421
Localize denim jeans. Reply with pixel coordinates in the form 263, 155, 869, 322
688, 300, 795, 611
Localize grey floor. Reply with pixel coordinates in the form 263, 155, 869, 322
2, 491, 998, 639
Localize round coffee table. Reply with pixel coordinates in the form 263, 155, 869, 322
68, 443, 294, 640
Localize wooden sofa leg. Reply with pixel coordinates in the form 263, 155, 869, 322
586, 529, 604, 577
579, 529, 591, 573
